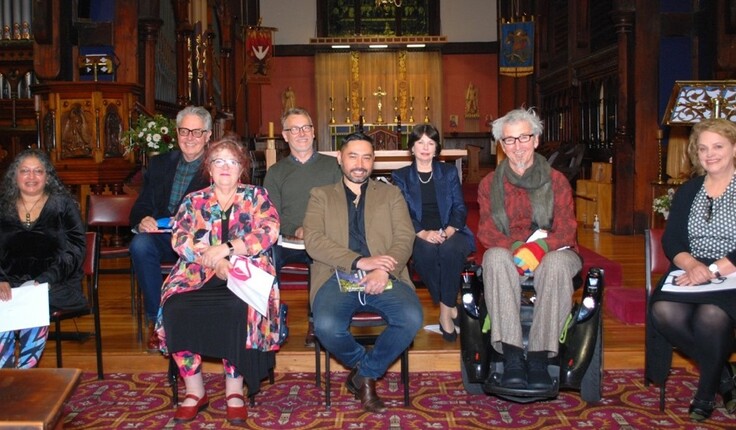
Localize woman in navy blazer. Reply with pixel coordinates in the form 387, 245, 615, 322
392, 124, 475, 341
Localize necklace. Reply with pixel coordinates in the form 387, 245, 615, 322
418, 170, 433, 184
20, 195, 46, 228
217, 189, 237, 218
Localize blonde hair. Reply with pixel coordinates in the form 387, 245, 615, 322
687, 118, 736, 176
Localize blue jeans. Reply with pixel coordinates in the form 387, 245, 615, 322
129, 233, 178, 322
312, 276, 423, 379
272, 245, 310, 273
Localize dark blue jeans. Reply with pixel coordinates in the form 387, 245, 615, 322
312, 275, 423, 379
129, 233, 178, 322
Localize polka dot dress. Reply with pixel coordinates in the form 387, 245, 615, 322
688, 175, 736, 260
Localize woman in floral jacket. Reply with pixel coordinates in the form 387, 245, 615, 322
155, 136, 281, 425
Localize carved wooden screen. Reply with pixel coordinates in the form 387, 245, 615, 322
155, 0, 177, 104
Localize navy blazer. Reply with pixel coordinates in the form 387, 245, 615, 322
129, 151, 211, 226
392, 159, 475, 252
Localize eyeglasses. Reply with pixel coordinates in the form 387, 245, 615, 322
285, 124, 314, 135
500, 134, 534, 146
19, 168, 46, 176
177, 127, 208, 138
706, 195, 714, 222
210, 158, 241, 168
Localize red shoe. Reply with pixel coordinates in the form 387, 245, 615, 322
225, 393, 248, 424
174, 393, 209, 422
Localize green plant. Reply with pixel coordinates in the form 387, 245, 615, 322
123, 114, 177, 155
652, 188, 675, 217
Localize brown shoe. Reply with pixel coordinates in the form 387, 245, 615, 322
146, 324, 160, 352
345, 367, 387, 413
304, 321, 316, 348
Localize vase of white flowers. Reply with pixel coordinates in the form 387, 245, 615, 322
123, 114, 177, 156
653, 188, 675, 220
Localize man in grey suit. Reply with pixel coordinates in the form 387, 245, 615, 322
303, 132, 423, 413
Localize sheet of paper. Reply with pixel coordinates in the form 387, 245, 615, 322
227, 256, 274, 316
661, 269, 736, 293
0, 282, 50, 332
278, 235, 306, 250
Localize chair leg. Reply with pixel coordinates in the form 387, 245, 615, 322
168, 357, 179, 406
659, 385, 665, 411
55, 320, 63, 368
402, 348, 410, 406
325, 348, 331, 408
135, 281, 143, 344
315, 340, 322, 387
94, 312, 104, 380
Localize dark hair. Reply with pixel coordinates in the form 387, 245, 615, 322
0, 148, 74, 218
408, 124, 442, 157
340, 132, 374, 150
202, 134, 251, 183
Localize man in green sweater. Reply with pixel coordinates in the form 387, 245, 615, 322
264, 107, 342, 346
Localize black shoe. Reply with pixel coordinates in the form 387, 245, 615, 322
719, 363, 736, 414
500, 343, 527, 388
689, 397, 716, 422
527, 351, 553, 390
438, 321, 457, 342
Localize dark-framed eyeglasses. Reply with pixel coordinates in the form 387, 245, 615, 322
177, 127, 208, 138
500, 134, 534, 146
285, 124, 314, 135
705, 195, 714, 222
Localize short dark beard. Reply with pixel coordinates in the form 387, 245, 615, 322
344, 172, 369, 185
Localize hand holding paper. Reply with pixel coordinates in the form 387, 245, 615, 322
227, 255, 275, 316
0, 281, 50, 332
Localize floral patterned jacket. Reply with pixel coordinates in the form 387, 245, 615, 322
155, 183, 281, 354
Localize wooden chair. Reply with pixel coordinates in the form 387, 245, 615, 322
367, 128, 400, 150
314, 312, 410, 408
50, 232, 103, 379
643, 228, 668, 411
86, 194, 137, 317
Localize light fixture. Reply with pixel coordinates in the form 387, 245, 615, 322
376, 0, 402, 7
331, 45, 351, 49
662, 80, 736, 125
407, 44, 425, 48
369, 44, 388, 49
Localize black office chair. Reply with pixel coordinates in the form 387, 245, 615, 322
314, 312, 411, 408
50, 231, 104, 379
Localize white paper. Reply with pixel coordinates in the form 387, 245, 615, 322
661, 270, 736, 293
526, 229, 548, 243
227, 256, 275, 316
278, 235, 306, 250
0, 281, 50, 332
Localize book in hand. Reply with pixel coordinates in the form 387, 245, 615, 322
278, 235, 305, 250
334, 269, 392, 292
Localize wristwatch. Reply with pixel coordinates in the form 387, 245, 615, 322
709, 263, 721, 278
226, 241, 235, 257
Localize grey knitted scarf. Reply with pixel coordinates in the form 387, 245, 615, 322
491, 152, 554, 236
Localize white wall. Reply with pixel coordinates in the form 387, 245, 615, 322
260, 1, 497, 45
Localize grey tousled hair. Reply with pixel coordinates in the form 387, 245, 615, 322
491, 107, 544, 142
176, 106, 213, 131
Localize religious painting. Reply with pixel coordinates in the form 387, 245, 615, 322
245, 26, 275, 84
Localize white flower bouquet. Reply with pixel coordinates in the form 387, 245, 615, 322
123, 114, 177, 155
653, 188, 675, 220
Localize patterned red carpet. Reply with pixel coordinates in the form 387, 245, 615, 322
63, 367, 734, 429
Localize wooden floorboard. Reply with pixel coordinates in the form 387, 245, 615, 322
36, 228, 698, 374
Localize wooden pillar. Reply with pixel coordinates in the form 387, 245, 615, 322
138, 18, 162, 112
611, 1, 636, 234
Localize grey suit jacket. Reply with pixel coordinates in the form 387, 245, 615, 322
303, 178, 416, 304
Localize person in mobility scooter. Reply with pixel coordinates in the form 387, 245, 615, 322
465, 107, 602, 403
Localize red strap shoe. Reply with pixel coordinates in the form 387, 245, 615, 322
225, 393, 248, 424
173, 393, 209, 423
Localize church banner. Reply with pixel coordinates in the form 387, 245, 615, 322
245, 26, 276, 84
499, 20, 534, 78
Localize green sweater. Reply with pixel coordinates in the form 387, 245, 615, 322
264, 153, 342, 236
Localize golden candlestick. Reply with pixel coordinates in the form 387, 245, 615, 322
393, 97, 399, 123
329, 97, 336, 124
655, 129, 665, 184
423, 96, 430, 123
408, 96, 415, 123
373, 86, 387, 124
345, 96, 351, 123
